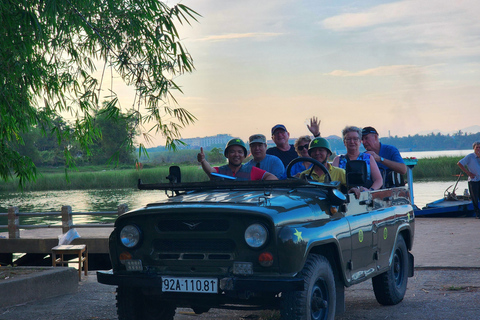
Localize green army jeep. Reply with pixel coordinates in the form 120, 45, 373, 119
97, 162, 415, 320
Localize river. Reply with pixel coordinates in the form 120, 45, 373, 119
0, 150, 473, 227
0, 180, 469, 226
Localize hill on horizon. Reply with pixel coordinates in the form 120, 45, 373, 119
416, 125, 480, 137
146, 125, 480, 152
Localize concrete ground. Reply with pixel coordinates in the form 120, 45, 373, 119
1, 217, 479, 320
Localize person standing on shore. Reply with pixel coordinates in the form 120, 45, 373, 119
457, 141, 480, 219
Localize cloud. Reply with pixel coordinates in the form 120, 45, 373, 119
195, 32, 283, 42
322, 0, 471, 31
321, 0, 480, 57
324, 64, 427, 77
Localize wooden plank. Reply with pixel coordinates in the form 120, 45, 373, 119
0, 228, 112, 254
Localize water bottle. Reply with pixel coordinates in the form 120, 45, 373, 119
464, 189, 469, 196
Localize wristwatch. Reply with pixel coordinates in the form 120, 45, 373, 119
380, 157, 384, 162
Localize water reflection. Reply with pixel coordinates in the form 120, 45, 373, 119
0, 180, 470, 229
0, 189, 168, 213
0, 189, 168, 230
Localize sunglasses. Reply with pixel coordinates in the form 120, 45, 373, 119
298, 144, 309, 151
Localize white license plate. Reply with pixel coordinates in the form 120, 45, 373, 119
162, 277, 218, 293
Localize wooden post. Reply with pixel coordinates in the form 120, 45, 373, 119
61, 205, 73, 234
117, 204, 128, 216
7, 206, 19, 239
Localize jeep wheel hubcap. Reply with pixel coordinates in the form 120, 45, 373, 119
311, 280, 328, 319
393, 248, 403, 287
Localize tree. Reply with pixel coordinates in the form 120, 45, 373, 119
208, 148, 224, 164
1, 0, 199, 186
9, 126, 42, 166
89, 107, 137, 165
35, 117, 74, 166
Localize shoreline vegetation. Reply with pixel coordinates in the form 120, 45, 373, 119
0, 156, 467, 193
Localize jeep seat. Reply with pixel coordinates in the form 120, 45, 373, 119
346, 160, 369, 189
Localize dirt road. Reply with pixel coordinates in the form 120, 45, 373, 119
1, 218, 480, 320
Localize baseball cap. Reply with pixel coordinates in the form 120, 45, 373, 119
249, 134, 267, 144
271, 124, 287, 135
362, 126, 378, 137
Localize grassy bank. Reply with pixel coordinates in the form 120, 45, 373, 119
0, 165, 212, 192
0, 156, 466, 192
411, 156, 464, 180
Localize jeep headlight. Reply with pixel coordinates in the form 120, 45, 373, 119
245, 223, 268, 248
120, 225, 141, 248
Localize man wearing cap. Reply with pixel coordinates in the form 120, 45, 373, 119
267, 124, 299, 167
197, 138, 277, 181
361, 127, 407, 179
245, 134, 286, 180
300, 138, 362, 197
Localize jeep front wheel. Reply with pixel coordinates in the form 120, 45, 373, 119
372, 234, 408, 305
116, 286, 175, 320
281, 254, 336, 320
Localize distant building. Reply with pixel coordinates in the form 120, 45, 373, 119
182, 134, 233, 149
180, 134, 344, 151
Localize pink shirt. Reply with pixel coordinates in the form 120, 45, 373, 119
214, 165, 266, 181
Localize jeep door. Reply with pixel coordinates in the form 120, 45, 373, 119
345, 211, 376, 282
371, 206, 406, 271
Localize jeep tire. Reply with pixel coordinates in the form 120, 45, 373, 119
281, 254, 336, 320
116, 286, 175, 320
372, 234, 408, 305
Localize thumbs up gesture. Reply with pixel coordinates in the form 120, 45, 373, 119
197, 147, 206, 163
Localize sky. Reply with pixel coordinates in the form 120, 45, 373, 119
113, 0, 480, 146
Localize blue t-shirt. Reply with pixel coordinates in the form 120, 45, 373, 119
378, 143, 404, 174
245, 154, 286, 180
289, 161, 313, 177
266, 145, 298, 168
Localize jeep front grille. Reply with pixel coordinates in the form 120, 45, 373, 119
157, 219, 229, 232
152, 239, 235, 261
154, 239, 235, 252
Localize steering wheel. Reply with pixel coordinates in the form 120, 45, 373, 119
286, 157, 332, 183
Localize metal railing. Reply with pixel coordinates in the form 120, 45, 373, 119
0, 204, 128, 239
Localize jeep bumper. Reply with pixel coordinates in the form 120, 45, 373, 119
97, 270, 304, 292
